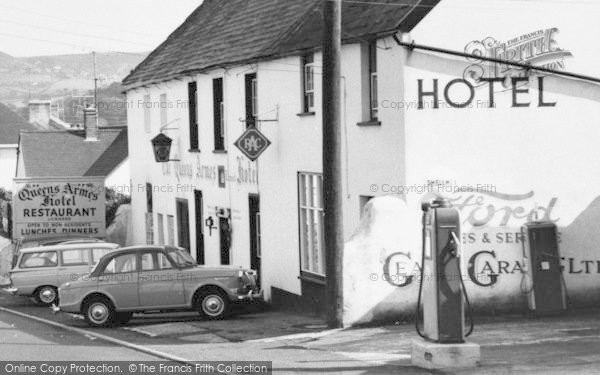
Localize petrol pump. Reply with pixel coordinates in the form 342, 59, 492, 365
521, 220, 567, 313
416, 198, 473, 343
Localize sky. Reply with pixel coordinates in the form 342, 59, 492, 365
0, 0, 202, 57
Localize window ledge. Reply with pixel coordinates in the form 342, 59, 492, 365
296, 111, 316, 117
213, 150, 228, 154
188, 149, 201, 153
357, 120, 382, 127
299, 271, 326, 285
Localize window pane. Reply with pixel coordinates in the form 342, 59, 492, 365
103, 254, 137, 274
92, 248, 110, 263
62, 249, 89, 266
158, 252, 173, 270
167, 215, 175, 246
141, 252, 156, 271
157, 214, 165, 245
20, 252, 57, 268
298, 172, 324, 276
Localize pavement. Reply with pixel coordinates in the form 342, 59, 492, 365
2, 289, 600, 374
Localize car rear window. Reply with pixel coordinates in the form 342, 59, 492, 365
19, 251, 58, 268
61, 249, 90, 266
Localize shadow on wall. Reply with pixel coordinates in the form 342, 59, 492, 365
106, 204, 133, 247
343, 194, 600, 326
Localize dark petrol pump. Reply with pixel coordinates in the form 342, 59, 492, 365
416, 198, 473, 343
521, 221, 567, 313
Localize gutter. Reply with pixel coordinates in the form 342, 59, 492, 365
392, 35, 600, 85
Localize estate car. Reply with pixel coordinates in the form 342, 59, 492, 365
58, 246, 261, 327
6, 242, 120, 305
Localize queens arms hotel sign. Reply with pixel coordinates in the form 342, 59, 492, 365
12, 177, 106, 241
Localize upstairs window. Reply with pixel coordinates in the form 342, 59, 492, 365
213, 78, 225, 151
188, 81, 199, 150
369, 42, 378, 121
143, 94, 151, 133
245, 73, 257, 128
302, 54, 315, 113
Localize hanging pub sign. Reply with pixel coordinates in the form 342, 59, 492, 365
234, 127, 271, 161
12, 177, 106, 241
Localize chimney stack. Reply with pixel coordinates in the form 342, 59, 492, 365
28, 100, 51, 129
83, 106, 98, 141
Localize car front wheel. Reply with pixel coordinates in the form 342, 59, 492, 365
196, 290, 229, 320
84, 297, 115, 327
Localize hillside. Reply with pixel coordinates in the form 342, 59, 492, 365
0, 51, 147, 103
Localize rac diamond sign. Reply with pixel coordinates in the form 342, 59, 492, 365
234, 127, 272, 161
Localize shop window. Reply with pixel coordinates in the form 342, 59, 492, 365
302, 54, 315, 113
245, 73, 257, 128
143, 94, 151, 133
188, 81, 199, 151
213, 78, 225, 151
298, 172, 324, 276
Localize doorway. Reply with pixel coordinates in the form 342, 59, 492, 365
176, 198, 190, 252
194, 190, 205, 264
249, 194, 261, 286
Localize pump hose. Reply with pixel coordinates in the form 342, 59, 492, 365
415, 232, 474, 338
415, 229, 427, 339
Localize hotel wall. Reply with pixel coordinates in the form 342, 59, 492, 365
125, 66, 259, 269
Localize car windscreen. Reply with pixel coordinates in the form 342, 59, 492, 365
167, 249, 196, 267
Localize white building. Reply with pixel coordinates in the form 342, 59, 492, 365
124, 0, 600, 325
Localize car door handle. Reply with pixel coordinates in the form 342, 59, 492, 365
58, 268, 68, 271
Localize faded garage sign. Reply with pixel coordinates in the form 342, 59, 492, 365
13, 177, 106, 241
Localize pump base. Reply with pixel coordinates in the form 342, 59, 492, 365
411, 339, 480, 369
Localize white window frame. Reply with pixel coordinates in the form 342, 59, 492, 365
167, 215, 175, 246
303, 55, 315, 112
251, 77, 258, 117
157, 213, 165, 245
369, 42, 378, 120
298, 172, 324, 276
145, 212, 154, 245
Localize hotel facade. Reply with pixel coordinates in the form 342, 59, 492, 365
124, 0, 600, 325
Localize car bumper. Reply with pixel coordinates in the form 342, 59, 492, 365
235, 289, 263, 301
2, 286, 18, 295
58, 300, 81, 313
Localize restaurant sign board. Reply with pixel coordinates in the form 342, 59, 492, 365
12, 177, 106, 242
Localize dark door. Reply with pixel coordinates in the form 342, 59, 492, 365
219, 217, 230, 265
249, 194, 261, 286
194, 190, 205, 265
176, 199, 190, 252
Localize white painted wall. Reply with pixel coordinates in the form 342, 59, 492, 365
335, 0, 600, 323
0, 146, 17, 190
126, 66, 259, 269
